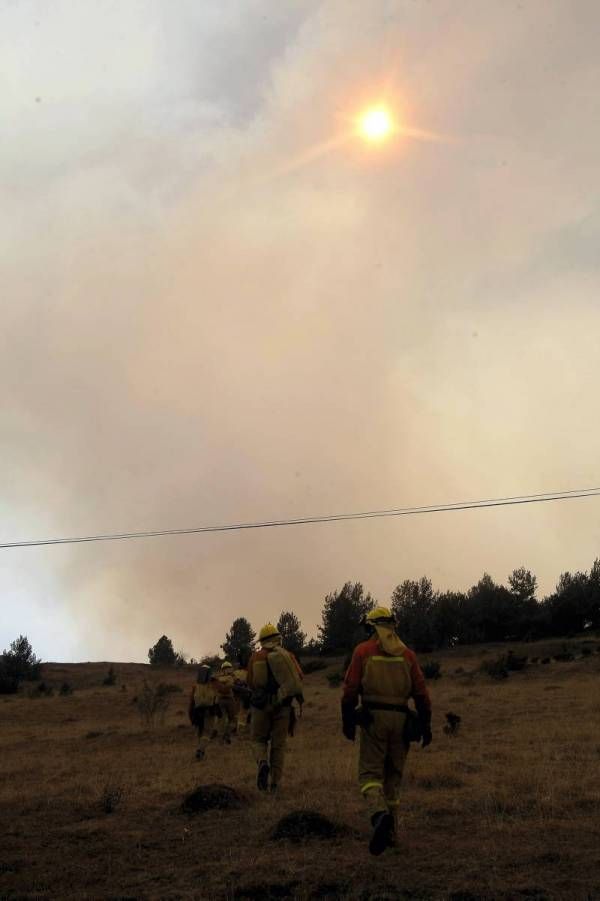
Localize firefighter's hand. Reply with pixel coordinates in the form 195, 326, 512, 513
342, 720, 356, 741
418, 709, 432, 747
341, 700, 356, 742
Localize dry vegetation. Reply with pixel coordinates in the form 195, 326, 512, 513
2, 640, 600, 900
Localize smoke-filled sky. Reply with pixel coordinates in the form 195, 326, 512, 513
2, 0, 600, 662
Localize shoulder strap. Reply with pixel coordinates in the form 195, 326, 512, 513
264, 651, 280, 692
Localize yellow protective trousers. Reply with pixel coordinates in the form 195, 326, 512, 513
218, 698, 237, 739
251, 703, 291, 786
194, 707, 217, 750
359, 709, 408, 819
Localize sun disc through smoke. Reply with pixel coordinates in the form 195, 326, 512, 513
359, 106, 394, 142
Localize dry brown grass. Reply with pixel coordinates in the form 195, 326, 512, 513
1, 643, 600, 900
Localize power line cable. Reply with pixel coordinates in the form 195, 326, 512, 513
1, 486, 599, 550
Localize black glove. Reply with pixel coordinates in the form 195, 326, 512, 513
341, 699, 356, 742
354, 706, 373, 730
419, 710, 432, 748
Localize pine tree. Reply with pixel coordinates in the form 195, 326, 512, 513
2, 635, 42, 681
277, 611, 306, 656
221, 618, 256, 664
465, 573, 514, 642
148, 635, 177, 667
391, 578, 438, 651
318, 582, 374, 653
588, 558, 600, 629
0, 634, 42, 693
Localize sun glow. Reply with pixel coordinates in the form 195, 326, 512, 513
359, 106, 394, 142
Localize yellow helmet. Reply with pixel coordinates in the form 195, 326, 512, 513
365, 606, 395, 626
258, 623, 280, 643
221, 661, 233, 670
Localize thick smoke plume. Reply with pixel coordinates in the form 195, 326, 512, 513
2, 1, 600, 660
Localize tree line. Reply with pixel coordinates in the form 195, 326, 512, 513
4, 557, 597, 693
317, 559, 600, 653
389, 559, 600, 651
147, 610, 307, 668
147, 556, 600, 663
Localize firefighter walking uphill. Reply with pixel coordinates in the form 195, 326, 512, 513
188, 664, 219, 760
214, 661, 237, 743
232, 655, 251, 733
247, 623, 304, 793
341, 607, 432, 855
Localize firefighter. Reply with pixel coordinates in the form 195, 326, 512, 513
232, 653, 251, 733
341, 607, 432, 855
214, 661, 236, 743
247, 623, 303, 793
188, 664, 219, 760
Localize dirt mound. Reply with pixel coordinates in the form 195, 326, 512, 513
270, 809, 346, 842
181, 784, 244, 813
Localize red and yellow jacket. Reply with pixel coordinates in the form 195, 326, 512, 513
342, 637, 431, 715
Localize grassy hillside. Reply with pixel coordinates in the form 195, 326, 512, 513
2, 638, 600, 899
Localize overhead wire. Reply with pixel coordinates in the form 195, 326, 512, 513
1, 486, 599, 550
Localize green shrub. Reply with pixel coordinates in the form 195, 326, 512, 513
101, 784, 124, 814
481, 656, 509, 681
135, 681, 171, 727
157, 682, 182, 694
302, 660, 329, 674
200, 654, 223, 669
554, 643, 575, 662
102, 666, 117, 686
28, 682, 54, 698
326, 671, 344, 688
0, 668, 19, 695
505, 651, 528, 671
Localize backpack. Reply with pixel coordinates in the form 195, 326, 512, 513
193, 682, 215, 708
266, 646, 303, 704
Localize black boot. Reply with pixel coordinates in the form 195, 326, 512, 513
369, 811, 394, 856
